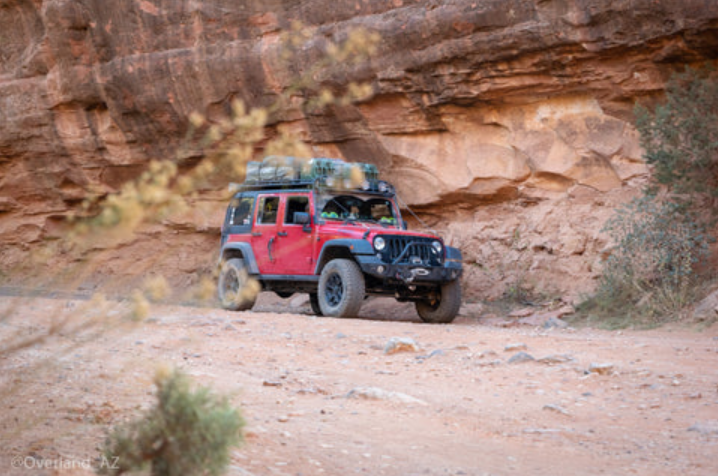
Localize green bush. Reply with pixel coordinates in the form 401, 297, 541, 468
584, 196, 708, 325
635, 64, 718, 217
98, 368, 244, 476
579, 65, 717, 326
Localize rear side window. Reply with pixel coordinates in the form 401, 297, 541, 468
257, 196, 280, 224
229, 197, 254, 226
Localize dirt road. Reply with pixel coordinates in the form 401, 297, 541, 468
1, 294, 717, 476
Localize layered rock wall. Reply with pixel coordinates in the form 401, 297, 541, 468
1, 0, 717, 298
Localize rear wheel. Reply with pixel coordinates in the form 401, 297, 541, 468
218, 258, 257, 311
415, 279, 461, 324
309, 293, 323, 316
318, 259, 365, 317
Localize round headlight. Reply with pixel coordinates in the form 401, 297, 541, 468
374, 236, 386, 251
432, 240, 443, 254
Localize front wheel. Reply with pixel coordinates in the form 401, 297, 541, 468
318, 259, 365, 318
415, 280, 462, 324
218, 258, 257, 311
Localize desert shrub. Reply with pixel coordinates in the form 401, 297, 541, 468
635, 64, 718, 215
99, 368, 243, 476
583, 196, 708, 325
579, 65, 717, 326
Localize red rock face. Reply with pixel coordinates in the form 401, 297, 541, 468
1, 0, 717, 297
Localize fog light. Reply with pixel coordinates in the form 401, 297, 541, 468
377, 265, 386, 274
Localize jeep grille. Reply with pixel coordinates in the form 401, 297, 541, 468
379, 236, 443, 266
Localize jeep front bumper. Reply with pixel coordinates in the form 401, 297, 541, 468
355, 255, 463, 284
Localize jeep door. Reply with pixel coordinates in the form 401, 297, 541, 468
252, 194, 282, 274
276, 194, 314, 275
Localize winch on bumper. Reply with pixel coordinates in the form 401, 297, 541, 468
355, 246, 463, 284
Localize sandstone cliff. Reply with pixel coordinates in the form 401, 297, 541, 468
1, 0, 717, 299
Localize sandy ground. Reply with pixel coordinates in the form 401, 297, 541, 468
1, 293, 717, 476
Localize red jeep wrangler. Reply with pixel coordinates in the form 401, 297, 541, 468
217, 157, 463, 323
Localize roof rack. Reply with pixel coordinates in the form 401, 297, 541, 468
229, 177, 395, 196
229, 179, 315, 193
230, 156, 392, 195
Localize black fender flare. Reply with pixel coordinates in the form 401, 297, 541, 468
219, 242, 260, 275
445, 245, 463, 263
314, 239, 374, 274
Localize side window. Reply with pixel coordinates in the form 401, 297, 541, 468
284, 196, 309, 225
257, 196, 279, 225
230, 197, 254, 226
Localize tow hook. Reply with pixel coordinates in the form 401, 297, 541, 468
397, 268, 430, 283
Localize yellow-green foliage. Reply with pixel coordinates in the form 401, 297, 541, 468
62, 23, 379, 312
0, 26, 379, 476
99, 368, 244, 476
2, 23, 380, 355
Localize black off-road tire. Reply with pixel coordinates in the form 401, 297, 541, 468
318, 259, 365, 318
415, 279, 462, 324
218, 258, 257, 311
309, 293, 323, 316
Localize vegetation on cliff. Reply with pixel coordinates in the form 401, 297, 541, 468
579, 65, 718, 326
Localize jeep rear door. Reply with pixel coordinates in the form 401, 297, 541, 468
252, 193, 315, 276
276, 194, 314, 275
252, 194, 282, 274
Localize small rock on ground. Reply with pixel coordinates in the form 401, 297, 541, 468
538, 354, 574, 365
346, 386, 427, 406
688, 421, 718, 435
588, 363, 615, 375
384, 337, 420, 355
504, 343, 528, 352
508, 352, 535, 364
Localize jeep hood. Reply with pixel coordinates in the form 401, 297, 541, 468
318, 222, 442, 243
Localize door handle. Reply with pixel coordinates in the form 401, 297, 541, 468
251, 232, 262, 237
277, 231, 288, 237
268, 237, 275, 262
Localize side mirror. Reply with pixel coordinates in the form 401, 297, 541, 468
294, 211, 312, 232
293, 212, 310, 224
402, 220, 408, 230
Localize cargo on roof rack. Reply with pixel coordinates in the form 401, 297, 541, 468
244, 156, 379, 184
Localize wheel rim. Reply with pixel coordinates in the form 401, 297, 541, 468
426, 289, 442, 310
325, 273, 344, 307
223, 269, 240, 299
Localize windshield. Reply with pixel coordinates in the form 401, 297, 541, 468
316, 192, 401, 227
